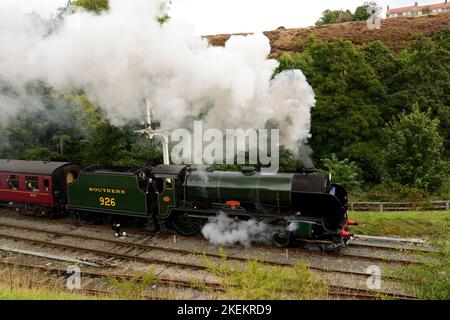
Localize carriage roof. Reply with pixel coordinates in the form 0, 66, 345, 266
0, 159, 72, 175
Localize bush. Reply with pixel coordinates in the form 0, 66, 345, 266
321, 153, 361, 191
436, 177, 450, 200
351, 180, 429, 202
383, 106, 447, 191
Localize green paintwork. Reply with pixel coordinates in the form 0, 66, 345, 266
156, 175, 176, 218
290, 220, 314, 238
68, 172, 147, 216
185, 171, 294, 207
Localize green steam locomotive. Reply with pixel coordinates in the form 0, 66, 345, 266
67, 164, 354, 250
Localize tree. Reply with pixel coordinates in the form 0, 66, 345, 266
388, 34, 450, 154
359, 41, 398, 120
277, 38, 386, 181
383, 106, 446, 191
315, 9, 353, 26
321, 154, 361, 191
72, 0, 109, 14
316, 2, 381, 25
353, 2, 380, 21
353, 5, 370, 21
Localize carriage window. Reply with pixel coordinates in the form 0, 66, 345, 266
164, 178, 173, 189
43, 179, 50, 192
25, 176, 39, 192
7, 175, 19, 190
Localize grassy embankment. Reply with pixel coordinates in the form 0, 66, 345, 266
348, 210, 449, 299
348, 211, 449, 238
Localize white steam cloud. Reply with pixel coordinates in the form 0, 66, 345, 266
201, 213, 273, 247
0, 0, 315, 151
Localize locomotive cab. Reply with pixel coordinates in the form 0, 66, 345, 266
150, 165, 189, 222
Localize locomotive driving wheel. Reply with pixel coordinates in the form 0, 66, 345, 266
273, 230, 291, 248
170, 212, 203, 236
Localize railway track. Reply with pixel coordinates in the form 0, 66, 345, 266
0, 223, 418, 300
347, 241, 434, 253
0, 260, 417, 300
0, 221, 417, 279
0, 209, 427, 263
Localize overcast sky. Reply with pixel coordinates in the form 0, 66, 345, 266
2, 0, 444, 34
170, 0, 444, 34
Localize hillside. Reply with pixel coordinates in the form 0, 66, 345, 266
206, 12, 450, 58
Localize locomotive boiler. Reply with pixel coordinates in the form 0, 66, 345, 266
174, 166, 352, 249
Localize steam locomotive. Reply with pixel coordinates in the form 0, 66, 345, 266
0, 159, 355, 251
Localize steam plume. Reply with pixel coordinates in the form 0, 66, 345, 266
201, 213, 272, 247
0, 0, 315, 154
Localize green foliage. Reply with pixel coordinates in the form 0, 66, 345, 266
277, 32, 450, 191
72, 0, 109, 14
156, 1, 171, 25
383, 106, 447, 191
433, 28, 450, 51
353, 4, 371, 21
388, 34, 450, 153
322, 154, 361, 190
277, 38, 386, 181
349, 211, 450, 238
157, 15, 171, 25
316, 2, 379, 25
316, 9, 353, 26
351, 180, 429, 202
108, 271, 156, 299
421, 7, 432, 15
436, 177, 450, 200
0, 83, 162, 168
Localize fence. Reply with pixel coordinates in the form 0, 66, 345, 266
349, 200, 450, 212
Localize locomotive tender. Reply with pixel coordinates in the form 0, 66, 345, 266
0, 159, 355, 250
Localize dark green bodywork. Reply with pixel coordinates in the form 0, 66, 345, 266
157, 175, 177, 218
68, 172, 147, 216
185, 171, 293, 207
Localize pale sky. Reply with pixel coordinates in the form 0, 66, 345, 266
170, 0, 445, 35
2, 0, 444, 35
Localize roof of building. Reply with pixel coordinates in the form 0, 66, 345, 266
388, 2, 450, 14
0, 159, 73, 175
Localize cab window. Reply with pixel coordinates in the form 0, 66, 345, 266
164, 178, 173, 189
25, 176, 39, 192
7, 175, 19, 190
138, 170, 147, 189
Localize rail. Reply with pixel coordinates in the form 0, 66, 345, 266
348, 200, 450, 212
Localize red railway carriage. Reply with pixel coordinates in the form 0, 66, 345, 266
0, 160, 81, 216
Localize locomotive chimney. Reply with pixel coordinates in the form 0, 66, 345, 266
301, 167, 317, 175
